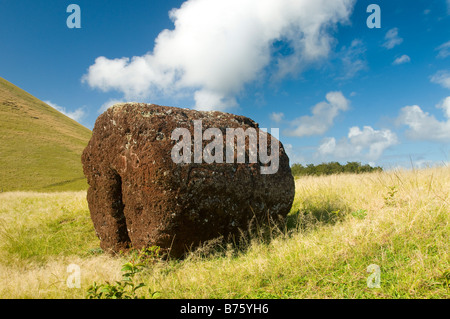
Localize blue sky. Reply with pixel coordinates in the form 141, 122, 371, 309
1, 0, 450, 169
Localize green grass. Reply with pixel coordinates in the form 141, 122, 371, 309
0, 192, 99, 265
0, 167, 449, 298
0, 77, 91, 192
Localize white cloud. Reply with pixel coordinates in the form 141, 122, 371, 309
317, 126, 398, 161
284, 91, 350, 137
82, 0, 356, 111
337, 39, 368, 79
436, 41, 450, 59
392, 54, 411, 65
413, 159, 444, 169
284, 143, 306, 165
382, 28, 403, 50
317, 137, 337, 155
44, 100, 86, 122
99, 98, 126, 113
430, 70, 450, 89
438, 96, 450, 118
397, 98, 450, 142
269, 112, 284, 123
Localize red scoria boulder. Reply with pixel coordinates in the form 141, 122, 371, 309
81, 103, 294, 258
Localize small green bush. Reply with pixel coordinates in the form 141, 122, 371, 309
86, 246, 161, 299
352, 209, 367, 220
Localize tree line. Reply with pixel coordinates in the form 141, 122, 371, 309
291, 162, 383, 176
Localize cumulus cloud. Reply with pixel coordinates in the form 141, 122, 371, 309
439, 96, 450, 118
284, 143, 306, 165
317, 126, 398, 161
98, 98, 126, 113
284, 91, 350, 137
382, 28, 403, 49
45, 100, 86, 122
269, 112, 284, 123
436, 41, 450, 59
82, 0, 356, 111
430, 70, 450, 89
392, 54, 411, 65
397, 97, 450, 142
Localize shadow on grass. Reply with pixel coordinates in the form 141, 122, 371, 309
42, 176, 86, 189
184, 195, 352, 261
285, 194, 351, 233
106, 193, 353, 263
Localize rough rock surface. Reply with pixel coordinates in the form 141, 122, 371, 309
82, 103, 295, 257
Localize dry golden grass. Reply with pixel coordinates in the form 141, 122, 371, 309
0, 167, 449, 298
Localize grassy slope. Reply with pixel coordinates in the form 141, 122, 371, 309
0, 77, 91, 191
0, 167, 448, 298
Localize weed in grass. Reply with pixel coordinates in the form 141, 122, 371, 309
352, 209, 368, 220
86, 262, 148, 299
87, 246, 162, 299
384, 185, 398, 206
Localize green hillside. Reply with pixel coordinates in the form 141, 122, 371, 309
0, 77, 92, 191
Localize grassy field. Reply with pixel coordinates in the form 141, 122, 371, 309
0, 77, 91, 192
0, 167, 449, 299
